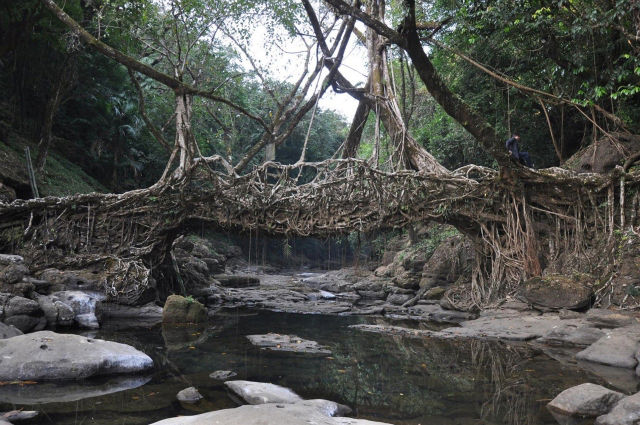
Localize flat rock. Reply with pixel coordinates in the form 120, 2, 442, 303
0, 331, 153, 380
225, 380, 303, 405
246, 333, 331, 355
586, 309, 638, 328
209, 370, 237, 380
406, 304, 476, 324
177, 386, 203, 403
437, 314, 562, 341
215, 274, 260, 288
547, 383, 625, 417
98, 302, 163, 319
596, 392, 640, 425
150, 402, 392, 425
539, 323, 606, 347
576, 327, 640, 369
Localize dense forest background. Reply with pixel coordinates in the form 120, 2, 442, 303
2, 0, 638, 198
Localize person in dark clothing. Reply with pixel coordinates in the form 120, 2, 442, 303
505, 134, 533, 167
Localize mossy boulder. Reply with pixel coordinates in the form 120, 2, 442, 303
162, 295, 207, 324
519, 273, 594, 310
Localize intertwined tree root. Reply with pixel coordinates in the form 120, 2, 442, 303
0, 158, 636, 307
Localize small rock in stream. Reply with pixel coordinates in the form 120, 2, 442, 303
209, 370, 237, 380
177, 387, 203, 403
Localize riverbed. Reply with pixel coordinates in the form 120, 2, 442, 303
0, 309, 606, 424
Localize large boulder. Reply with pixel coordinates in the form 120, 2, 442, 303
162, 295, 207, 324
0, 294, 44, 332
518, 274, 593, 310
420, 235, 473, 289
0, 331, 153, 380
547, 383, 625, 417
52, 290, 104, 329
0, 263, 28, 285
35, 294, 76, 328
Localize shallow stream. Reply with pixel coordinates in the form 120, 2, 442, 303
0, 310, 615, 424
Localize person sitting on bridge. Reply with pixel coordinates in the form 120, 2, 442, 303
505, 133, 533, 168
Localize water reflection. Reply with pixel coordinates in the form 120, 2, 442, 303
0, 310, 611, 424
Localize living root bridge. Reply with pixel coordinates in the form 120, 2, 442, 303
0, 158, 636, 307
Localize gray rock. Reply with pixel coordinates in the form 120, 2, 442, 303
596, 392, 640, 425
547, 383, 625, 417
299, 399, 352, 417
586, 309, 637, 328
5, 296, 40, 317
438, 314, 563, 341
37, 268, 103, 292
215, 274, 260, 288
0, 263, 28, 285
406, 304, 476, 324
386, 293, 413, 305
246, 333, 331, 355
52, 290, 103, 329
97, 302, 163, 319
0, 331, 153, 380
36, 295, 75, 327
209, 370, 237, 380
356, 290, 386, 300
519, 274, 593, 310
4, 315, 43, 333
225, 380, 303, 405
0, 322, 22, 339
150, 402, 392, 425
576, 327, 640, 369
177, 386, 203, 403
0, 254, 24, 266
539, 324, 606, 347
